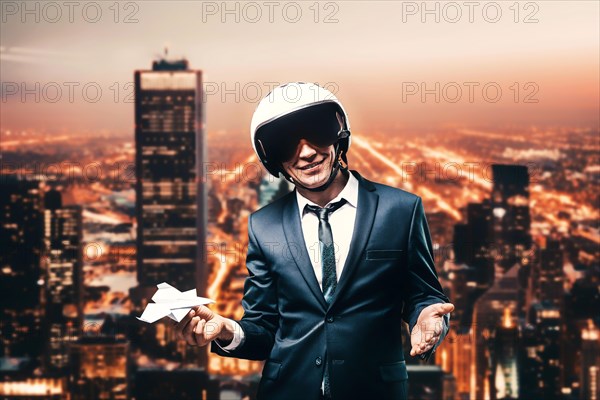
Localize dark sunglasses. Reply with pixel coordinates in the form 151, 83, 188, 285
256, 103, 347, 164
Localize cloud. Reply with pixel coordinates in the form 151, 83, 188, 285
0, 46, 75, 65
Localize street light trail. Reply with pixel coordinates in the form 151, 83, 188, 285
353, 136, 462, 220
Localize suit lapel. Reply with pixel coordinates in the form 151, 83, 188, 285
329, 170, 379, 310
281, 170, 379, 312
282, 193, 328, 310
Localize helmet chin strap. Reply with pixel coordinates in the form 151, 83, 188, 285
280, 143, 347, 192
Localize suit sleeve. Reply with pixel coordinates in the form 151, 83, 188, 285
401, 196, 451, 361
211, 213, 279, 360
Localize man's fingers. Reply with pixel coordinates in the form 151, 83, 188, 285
181, 317, 198, 339
436, 303, 455, 315
410, 305, 451, 357
193, 319, 222, 346
204, 320, 221, 341
194, 319, 207, 346
411, 328, 440, 357
427, 334, 440, 346
418, 341, 433, 353
177, 310, 195, 335
183, 316, 200, 346
193, 305, 215, 321
176, 309, 196, 333
173, 307, 226, 348
411, 346, 421, 356
424, 332, 434, 343
195, 318, 205, 335
186, 316, 201, 345
411, 342, 430, 356
434, 320, 443, 335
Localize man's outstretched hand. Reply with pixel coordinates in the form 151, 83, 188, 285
172, 305, 235, 347
410, 302, 454, 357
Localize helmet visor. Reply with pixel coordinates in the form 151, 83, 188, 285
255, 103, 345, 164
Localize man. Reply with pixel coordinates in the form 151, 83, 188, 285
174, 82, 454, 400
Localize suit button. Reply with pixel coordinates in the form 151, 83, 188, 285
315, 357, 322, 366
326, 316, 334, 323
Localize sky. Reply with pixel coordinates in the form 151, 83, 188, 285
1, 0, 598, 136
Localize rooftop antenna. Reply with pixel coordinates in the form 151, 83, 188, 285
152, 43, 187, 70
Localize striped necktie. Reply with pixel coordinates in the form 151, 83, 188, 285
305, 198, 347, 398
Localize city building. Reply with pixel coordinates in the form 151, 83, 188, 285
406, 365, 445, 400
0, 177, 45, 369
534, 237, 565, 310
68, 336, 129, 399
580, 320, 600, 400
133, 56, 207, 365
42, 188, 84, 373
492, 308, 519, 400
471, 264, 519, 400
491, 164, 532, 272
134, 56, 206, 292
524, 302, 563, 398
0, 377, 66, 399
133, 368, 219, 399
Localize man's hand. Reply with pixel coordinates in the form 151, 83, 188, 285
410, 302, 454, 357
172, 305, 235, 347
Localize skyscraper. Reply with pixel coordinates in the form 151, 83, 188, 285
455, 201, 495, 288
451, 200, 495, 331
471, 264, 519, 400
580, 320, 600, 400
536, 237, 565, 309
134, 57, 206, 294
133, 56, 208, 366
42, 188, 83, 372
527, 302, 563, 398
491, 164, 532, 272
0, 177, 44, 366
493, 308, 519, 400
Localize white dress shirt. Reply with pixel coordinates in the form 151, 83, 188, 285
295, 171, 358, 290
216, 172, 359, 357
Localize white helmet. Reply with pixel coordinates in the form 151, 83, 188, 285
250, 82, 351, 190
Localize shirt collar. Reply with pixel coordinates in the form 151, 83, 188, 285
296, 171, 359, 217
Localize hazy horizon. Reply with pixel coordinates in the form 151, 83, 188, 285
1, 1, 598, 134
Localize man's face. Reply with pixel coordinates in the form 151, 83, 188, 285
281, 139, 336, 189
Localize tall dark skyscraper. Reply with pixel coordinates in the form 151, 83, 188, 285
455, 200, 495, 288
580, 320, 600, 400
134, 57, 206, 294
492, 308, 519, 400
451, 200, 495, 331
471, 265, 519, 400
133, 56, 208, 366
0, 177, 44, 366
491, 164, 532, 271
42, 189, 83, 372
525, 302, 563, 398
536, 237, 565, 309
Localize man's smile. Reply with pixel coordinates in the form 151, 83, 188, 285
297, 157, 326, 171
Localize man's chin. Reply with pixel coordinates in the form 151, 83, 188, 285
295, 173, 328, 189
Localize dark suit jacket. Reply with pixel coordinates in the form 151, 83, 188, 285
212, 170, 451, 400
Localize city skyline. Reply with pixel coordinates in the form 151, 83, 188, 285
1, 1, 598, 398
1, 87, 598, 397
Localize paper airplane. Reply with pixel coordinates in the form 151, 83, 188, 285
136, 282, 215, 323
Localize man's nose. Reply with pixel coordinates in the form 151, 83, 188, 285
297, 139, 317, 159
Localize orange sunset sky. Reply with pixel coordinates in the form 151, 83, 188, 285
1, 1, 598, 136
